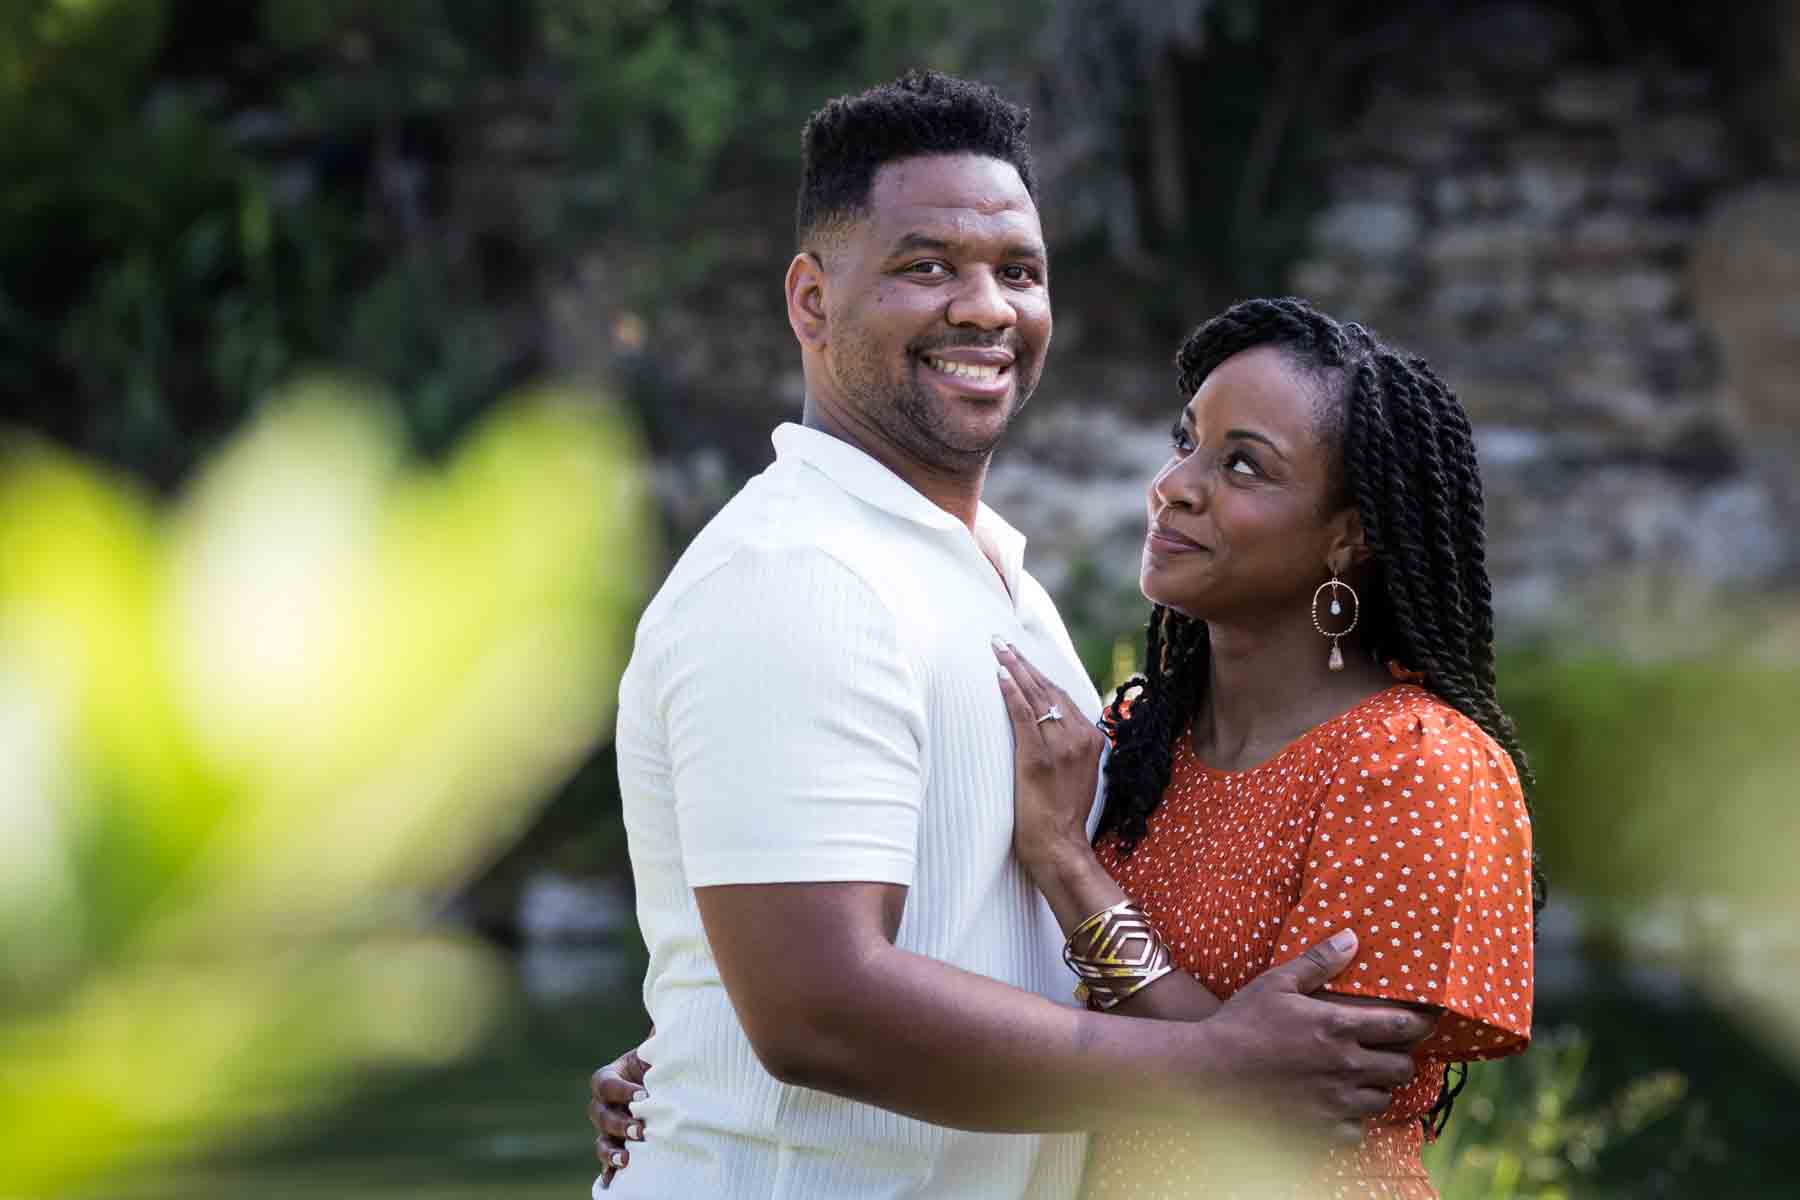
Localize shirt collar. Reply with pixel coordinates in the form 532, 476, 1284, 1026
772, 422, 1028, 589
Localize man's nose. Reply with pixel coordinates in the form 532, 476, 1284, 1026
945, 268, 1017, 330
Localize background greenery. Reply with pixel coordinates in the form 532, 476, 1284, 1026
5, 1, 1798, 1197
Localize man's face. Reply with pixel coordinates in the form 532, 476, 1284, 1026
818, 154, 1051, 471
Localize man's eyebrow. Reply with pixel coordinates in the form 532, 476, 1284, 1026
887, 232, 954, 257
884, 232, 1049, 261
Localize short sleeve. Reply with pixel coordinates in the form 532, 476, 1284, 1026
1273, 706, 1534, 1061
654, 545, 926, 888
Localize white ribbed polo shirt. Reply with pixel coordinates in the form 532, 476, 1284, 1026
605, 422, 1101, 1199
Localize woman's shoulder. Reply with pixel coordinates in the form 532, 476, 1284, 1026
1344, 684, 1523, 796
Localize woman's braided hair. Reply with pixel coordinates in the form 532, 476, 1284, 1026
1097, 296, 1544, 1136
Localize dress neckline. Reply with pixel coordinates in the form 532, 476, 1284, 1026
1183, 683, 1422, 779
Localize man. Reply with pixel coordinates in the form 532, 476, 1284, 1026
590, 71, 1433, 1198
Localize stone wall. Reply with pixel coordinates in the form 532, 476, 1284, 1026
989, 3, 1800, 646
567, 3, 1800, 650
1282, 4, 1797, 637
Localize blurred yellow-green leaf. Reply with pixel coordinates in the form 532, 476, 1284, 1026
0, 375, 653, 1198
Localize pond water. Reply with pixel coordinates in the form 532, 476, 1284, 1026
77, 938, 1800, 1199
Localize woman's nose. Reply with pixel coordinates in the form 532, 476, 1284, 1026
1152, 457, 1208, 514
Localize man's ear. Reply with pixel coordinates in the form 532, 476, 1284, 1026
785, 252, 828, 349
1325, 506, 1372, 577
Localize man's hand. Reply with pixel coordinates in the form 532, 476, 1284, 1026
589, 1040, 651, 1190
1200, 930, 1437, 1143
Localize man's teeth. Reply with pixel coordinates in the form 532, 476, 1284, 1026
925, 356, 1003, 382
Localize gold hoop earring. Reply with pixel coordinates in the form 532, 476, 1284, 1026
1312, 575, 1359, 672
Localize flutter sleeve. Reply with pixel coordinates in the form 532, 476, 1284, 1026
1273, 701, 1535, 1061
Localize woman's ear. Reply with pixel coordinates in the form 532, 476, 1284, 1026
1326, 506, 1371, 576
785, 252, 828, 349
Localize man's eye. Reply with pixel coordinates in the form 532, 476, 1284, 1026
1002, 264, 1040, 284
907, 261, 950, 277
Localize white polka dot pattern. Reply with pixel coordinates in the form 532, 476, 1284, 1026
1081, 684, 1535, 1199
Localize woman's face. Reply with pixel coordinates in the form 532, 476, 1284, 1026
1140, 345, 1354, 622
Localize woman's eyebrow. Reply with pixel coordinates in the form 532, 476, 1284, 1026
1224, 428, 1288, 460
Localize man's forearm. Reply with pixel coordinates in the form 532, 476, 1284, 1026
770, 940, 1221, 1133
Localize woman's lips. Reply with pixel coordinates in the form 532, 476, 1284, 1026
1145, 525, 1207, 555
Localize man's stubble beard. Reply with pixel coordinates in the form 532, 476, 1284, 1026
828, 335, 1037, 477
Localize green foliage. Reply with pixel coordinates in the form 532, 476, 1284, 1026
1425, 1030, 1719, 1199
0, 0, 550, 486
1053, 552, 1152, 695
1500, 649, 1800, 905
0, 379, 656, 1197
1, 0, 1334, 486
547, 0, 995, 232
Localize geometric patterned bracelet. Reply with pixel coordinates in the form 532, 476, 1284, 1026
1062, 898, 1176, 1011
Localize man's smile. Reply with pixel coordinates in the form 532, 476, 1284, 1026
924, 355, 1004, 381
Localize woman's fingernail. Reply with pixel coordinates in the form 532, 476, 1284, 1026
991, 635, 1009, 652
628, 1122, 644, 1140
632, 1089, 649, 1103
611, 1150, 626, 1167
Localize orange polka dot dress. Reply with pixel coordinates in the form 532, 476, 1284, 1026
1081, 684, 1534, 1199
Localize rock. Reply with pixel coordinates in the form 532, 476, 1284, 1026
1631, 113, 1735, 183
517, 871, 634, 943
1439, 93, 1515, 132
1688, 184, 1800, 444
1340, 268, 1409, 314
1350, 92, 1464, 167
1452, 3, 1582, 75
1567, 212, 1692, 259
1433, 170, 1517, 216
1288, 258, 1347, 301
1689, 183, 1800, 573
1332, 166, 1417, 203
1690, 480, 1788, 583
1545, 266, 1681, 319
1515, 157, 1591, 219
1542, 70, 1644, 126
1424, 219, 1552, 265
1436, 268, 1535, 321
1311, 200, 1422, 257
1473, 425, 1552, 469
1601, 164, 1663, 208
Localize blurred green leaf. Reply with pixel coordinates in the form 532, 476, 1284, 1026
0, 376, 655, 1197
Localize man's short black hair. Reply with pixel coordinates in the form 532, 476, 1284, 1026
796, 69, 1037, 248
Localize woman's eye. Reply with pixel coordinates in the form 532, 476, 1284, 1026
1225, 451, 1259, 477
1169, 423, 1194, 453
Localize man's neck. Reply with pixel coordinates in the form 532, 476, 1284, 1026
801, 402, 988, 531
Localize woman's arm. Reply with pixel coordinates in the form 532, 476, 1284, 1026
994, 641, 1222, 1020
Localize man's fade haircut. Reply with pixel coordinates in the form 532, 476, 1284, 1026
795, 69, 1037, 251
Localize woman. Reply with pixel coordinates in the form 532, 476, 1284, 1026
593, 297, 1538, 1197
993, 297, 1538, 1197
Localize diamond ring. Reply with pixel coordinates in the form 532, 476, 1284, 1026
1035, 705, 1063, 725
